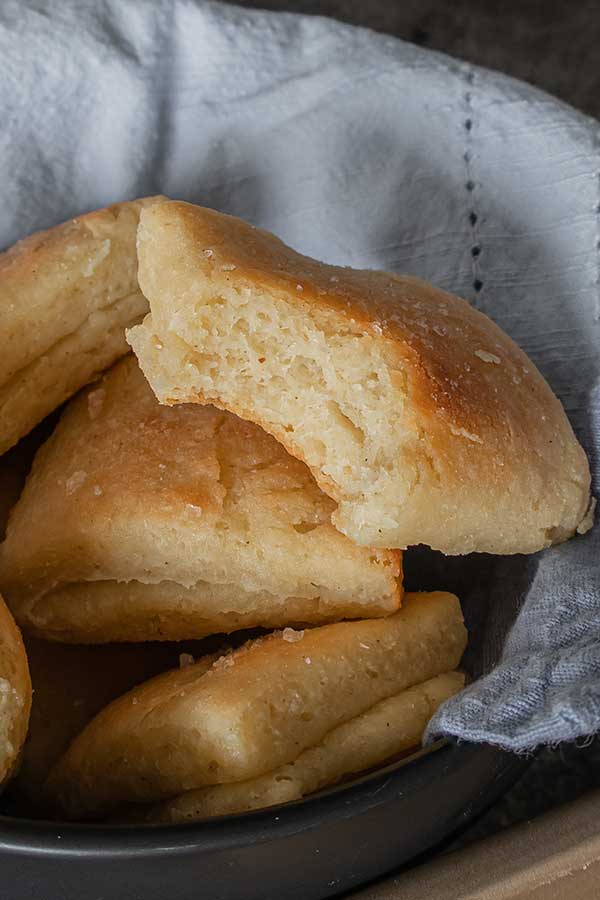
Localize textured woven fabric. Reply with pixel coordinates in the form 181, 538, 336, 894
1, 0, 598, 750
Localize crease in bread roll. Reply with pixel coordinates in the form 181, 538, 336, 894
0, 196, 165, 454
0, 596, 31, 788
140, 671, 465, 822
46, 592, 467, 819
10, 579, 400, 645
127, 200, 593, 555
0, 357, 401, 642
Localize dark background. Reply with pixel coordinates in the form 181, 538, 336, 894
223, 0, 600, 842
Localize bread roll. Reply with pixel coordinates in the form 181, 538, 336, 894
128, 200, 592, 555
0, 357, 400, 642
46, 592, 466, 819
143, 671, 465, 822
0, 596, 31, 788
0, 196, 164, 454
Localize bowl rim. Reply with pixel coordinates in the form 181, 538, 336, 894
0, 739, 521, 858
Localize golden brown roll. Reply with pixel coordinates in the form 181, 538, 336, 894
0, 196, 164, 455
128, 200, 593, 555
0, 596, 31, 788
46, 592, 466, 819
0, 357, 400, 642
141, 671, 465, 822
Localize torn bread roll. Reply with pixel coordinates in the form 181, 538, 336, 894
46, 592, 466, 819
141, 671, 465, 822
12, 638, 195, 807
0, 196, 164, 455
0, 357, 401, 643
0, 596, 31, 788
128, 200, 592, 555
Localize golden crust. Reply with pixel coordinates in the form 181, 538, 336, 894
142, 671, 465, 821
128, 200, 592, 554
12, 578, 400, 644
0, 358, 401, 642
0, 196, 165, 454
0, 596, 31, 787
46, 592, 466, 819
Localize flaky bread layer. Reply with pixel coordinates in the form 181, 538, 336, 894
11, 577, 398, 644
46, 592, 466, 819
144, 671, 465, 822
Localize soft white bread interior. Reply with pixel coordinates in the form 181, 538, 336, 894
46, 592, 466, 819
0, 196, 164, 455
141, 670, 465, 822
0, 596, 31, 788
0, 357, 400, 642
128, 200, 593, 555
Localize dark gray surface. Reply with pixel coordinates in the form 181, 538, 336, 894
223, 0, 600, 844
0, 745, 523, 900
458, 738, 600, 846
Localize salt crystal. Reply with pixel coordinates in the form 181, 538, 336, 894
474, 349, 501, 364
282, 628, 305, 643
304, 657, 312, 665
371, 322, 383, 335
158, 463, 166, 470
329, 275, 339, 283
212, 654, 235, 671
203, 249, 214, 258
82, 239, 110, 277
221, 263, 236, 271
179, 653, 194, 668
359, 643, 370, 650
87, 388, 106, 419
93, 485, 103, 496
296, 284, 304, 291
450, 426, 483, 444
66, 470, 87, 494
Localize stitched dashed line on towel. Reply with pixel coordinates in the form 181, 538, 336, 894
463, 66, 483, 308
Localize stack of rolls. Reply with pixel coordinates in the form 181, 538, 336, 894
0, 199, 591, 822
